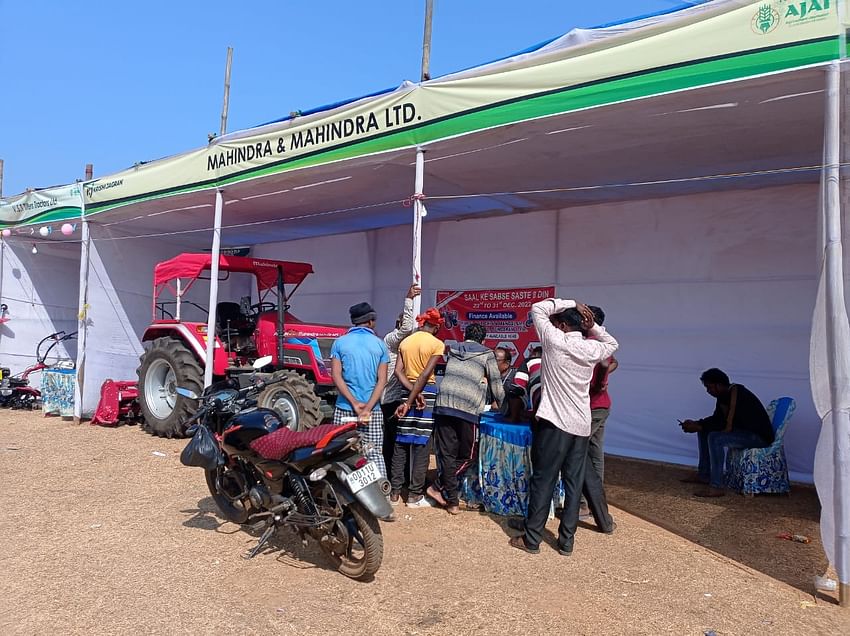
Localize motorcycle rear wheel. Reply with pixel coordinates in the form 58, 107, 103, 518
205, 465, 255, 524
331, 501, 383, 580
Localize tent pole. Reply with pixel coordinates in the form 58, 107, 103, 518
420, 0, 434, 81
204, 190, 224, 388
825, 60, 850, 607
74, 206, 90, 423
0, 238, 5, 337
412, 148, 425, 316
220, 47, 233, 137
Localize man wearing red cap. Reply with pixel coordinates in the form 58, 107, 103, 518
391, 308, 446, 507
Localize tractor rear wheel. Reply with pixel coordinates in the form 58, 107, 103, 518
257, 370, 322, 431
137, 337, 203, 438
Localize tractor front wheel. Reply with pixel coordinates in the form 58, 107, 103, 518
137, 337, 203, 438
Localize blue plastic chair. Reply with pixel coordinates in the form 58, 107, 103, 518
725, 397, 796, 495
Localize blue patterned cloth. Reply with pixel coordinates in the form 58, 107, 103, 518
725, 397, 796, 495
459, 412, 561, 517
41, 368, 75, 417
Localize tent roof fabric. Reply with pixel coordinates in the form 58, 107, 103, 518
0, 0, 843, 231
153, 253, 314, 291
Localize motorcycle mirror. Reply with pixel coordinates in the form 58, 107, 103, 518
253, 356, 273, 370
176, 387, 199, 400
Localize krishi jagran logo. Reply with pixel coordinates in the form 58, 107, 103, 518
752, 3, 780, 34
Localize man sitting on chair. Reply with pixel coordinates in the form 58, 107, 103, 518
679, 368, 774, 498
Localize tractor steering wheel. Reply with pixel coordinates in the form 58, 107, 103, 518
251, 302, 277, 314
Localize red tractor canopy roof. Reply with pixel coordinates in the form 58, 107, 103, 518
154, 253, 314, 292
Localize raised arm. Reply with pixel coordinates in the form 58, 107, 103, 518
584, 323, 619, 364
384, 286, 420, 351
530, 298, 576, 344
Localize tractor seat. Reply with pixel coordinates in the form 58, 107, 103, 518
216, 302, 254, 341
249, 422, 358, 461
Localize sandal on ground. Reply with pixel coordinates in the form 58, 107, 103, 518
446, 505, 460, 515
508, 535, 540, 554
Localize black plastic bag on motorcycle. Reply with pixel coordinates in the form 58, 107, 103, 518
180, 425, 223, 469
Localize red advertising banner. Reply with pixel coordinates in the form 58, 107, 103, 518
436, 286, 555, 367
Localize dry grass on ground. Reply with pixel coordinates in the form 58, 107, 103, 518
0, 412, 848, 635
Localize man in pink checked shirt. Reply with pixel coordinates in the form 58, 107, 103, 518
508, 298, 619, 556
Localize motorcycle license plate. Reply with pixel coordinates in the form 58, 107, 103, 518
345, 462, 381, 494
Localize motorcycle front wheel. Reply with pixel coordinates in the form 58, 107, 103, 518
328, 501, 383, 580
204, 465, 255, 524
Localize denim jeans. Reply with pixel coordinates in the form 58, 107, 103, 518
697, 429, 766, 488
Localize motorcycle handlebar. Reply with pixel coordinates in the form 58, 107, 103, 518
238, 373, 288, 399
196, 373, 288, 415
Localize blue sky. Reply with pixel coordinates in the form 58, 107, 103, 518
0, 0, 689, 196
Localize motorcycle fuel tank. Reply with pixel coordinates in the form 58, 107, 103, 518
220, 407, 283, 455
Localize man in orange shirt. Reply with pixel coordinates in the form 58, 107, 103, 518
391, 308, 445, 507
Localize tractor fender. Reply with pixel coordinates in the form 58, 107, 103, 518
141, 323, 228, 376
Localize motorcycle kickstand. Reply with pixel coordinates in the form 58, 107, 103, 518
244, 523, 276, 560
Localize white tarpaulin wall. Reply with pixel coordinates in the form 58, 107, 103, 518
252, 183, 821, 481
78, 221, 252, 416
0, 241, 79, 375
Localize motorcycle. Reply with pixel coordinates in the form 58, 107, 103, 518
0, 330, 77, 409
177, 356, 392, 581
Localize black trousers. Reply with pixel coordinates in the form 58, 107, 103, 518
380, 401, 403, 468
390, 439, 431, 496
433, 413, 479, 506
578, 455, 614, 532
524, 418, 588, 551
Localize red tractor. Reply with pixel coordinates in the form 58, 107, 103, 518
137, 253, 347, 438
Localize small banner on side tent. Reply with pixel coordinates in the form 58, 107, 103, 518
436, 286, 554, 367
0, 183, 83, 227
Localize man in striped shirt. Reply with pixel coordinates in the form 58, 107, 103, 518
509, 299, 619, 556
494, 347, 528, 422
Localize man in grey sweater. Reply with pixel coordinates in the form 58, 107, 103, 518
402, 322, 504, 514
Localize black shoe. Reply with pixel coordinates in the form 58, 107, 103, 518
509, 535, 540, 554
507, 517, 525, 532
601, 521, 617, 534
556, 544, 573, 556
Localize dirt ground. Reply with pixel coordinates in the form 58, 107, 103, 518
1, 412, 848, 635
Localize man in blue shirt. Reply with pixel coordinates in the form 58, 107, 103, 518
330, 302, 390, 481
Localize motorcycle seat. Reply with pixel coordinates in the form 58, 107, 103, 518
249, 421, 358, 461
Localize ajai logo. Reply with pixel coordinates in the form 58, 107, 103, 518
783, 0, 832, 27
752, 3, 780, 34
